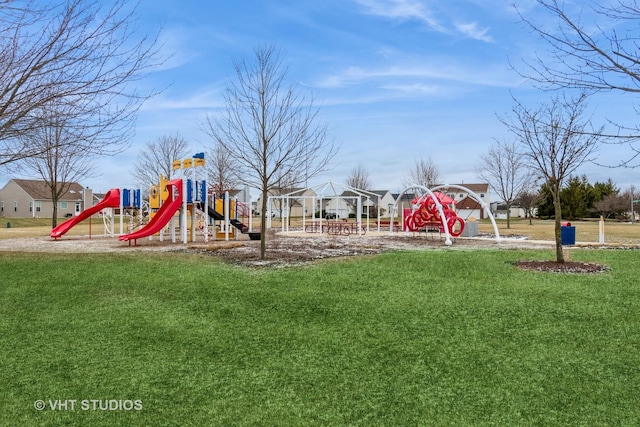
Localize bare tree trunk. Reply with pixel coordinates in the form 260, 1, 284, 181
260, 187, 268, 260
506, 201, 512, 229
52, 196, 58, 228
553, 191, 564, 263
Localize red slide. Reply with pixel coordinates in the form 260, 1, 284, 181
50, 188, 121, 239
119, 179, 183, 242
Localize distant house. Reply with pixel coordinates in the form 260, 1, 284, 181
337, 190, 396, 217
321, 188, 392, 219
230, 187, 251, 205
456, 197, 485, 220
322, 193, 351, 219
443, 183, 490, 220
491, 202, 528, 220
0, 179, 93, 218
392, 192, 418, 214
283, 188, 317, 217
257, 187, 318, 217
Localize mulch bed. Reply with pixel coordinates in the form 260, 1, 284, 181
514, 260, 610, 274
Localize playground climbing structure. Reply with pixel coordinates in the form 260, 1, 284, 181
403, 191, 465, 237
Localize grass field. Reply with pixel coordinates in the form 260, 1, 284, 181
1, 249, 639, 426
476, 218, 640, 244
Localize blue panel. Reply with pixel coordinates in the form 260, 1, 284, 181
133, 189, 141, 208
186, 179, 193, 203
122, 189, 131, 208
193, 180, 200, 202
199, 180, 206, 202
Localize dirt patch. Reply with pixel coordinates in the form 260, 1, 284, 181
178, 233, 552, 268
0, 230, 625, 273
514, 260, 610, 274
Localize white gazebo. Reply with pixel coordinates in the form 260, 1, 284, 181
267, 181, 381, 235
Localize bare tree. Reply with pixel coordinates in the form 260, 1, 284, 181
476, 140, 533, 229
133, 134, 190, 190
629, 186, 639, 223
203, 44, 337, 259
345, 164, 371, 218
18, 110, 94, 228
594, 193, 629, 219
501, 92, 601, 263
346, 164, 371, 190
402, 158, 442, 188
0, 0, 160, 166
206, 143, 238, 196
516, 190, 540, 225
514, 0, 640, 165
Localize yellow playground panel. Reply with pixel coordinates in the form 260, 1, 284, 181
149, 175, 171, 209
212, 197, 238, 238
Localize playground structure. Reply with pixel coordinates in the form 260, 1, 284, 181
119, 178, 185, 243
119, 154, 255, 244
50, 188, 143, 239
267, 181, 500, 246
49, 164, 500, 247
403, 191, 465, 237
207, 194, 256, 240
50, 152, 256, 244
390, 185, 501, 246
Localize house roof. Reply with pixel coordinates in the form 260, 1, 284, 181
284, 181, 378, 198
456, 197, 482, 210
392, 192, 418, 201
339, 190, 388, 206
370, 190, 390, 197
451, 183, 489, 193
12, 179, 85, 201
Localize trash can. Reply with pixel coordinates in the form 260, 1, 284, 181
460, 220, 478, 237
561, 224, 575, 245
6, 222, 10, 228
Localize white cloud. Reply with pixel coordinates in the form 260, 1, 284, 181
140, 87, 224, 112
313, 61, 518, 91
352, 0, 446, 32
379, 83, 443, 94
455, 21, 493, 43
352, 0, 496, 42
153, 26, 200, 72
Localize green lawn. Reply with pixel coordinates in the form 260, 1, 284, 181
1, 249, 639, 426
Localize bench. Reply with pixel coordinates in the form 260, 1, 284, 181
377, 220, 401, 232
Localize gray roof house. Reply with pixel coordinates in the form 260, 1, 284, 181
0, 179, 93, 218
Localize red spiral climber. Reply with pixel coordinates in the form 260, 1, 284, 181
403, 192, 465, 237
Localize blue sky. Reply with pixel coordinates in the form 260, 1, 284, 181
3, 0, 639, 196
